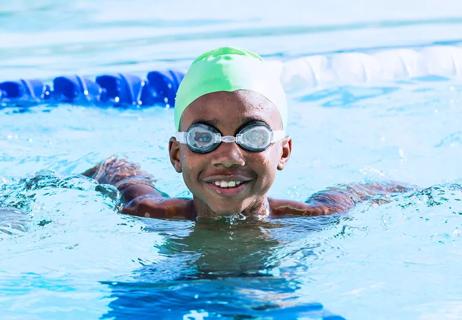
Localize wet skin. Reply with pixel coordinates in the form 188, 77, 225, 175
83, 90, 411, 220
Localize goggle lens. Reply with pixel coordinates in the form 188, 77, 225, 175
238, 125, 272, 152
187, 125, 219, 153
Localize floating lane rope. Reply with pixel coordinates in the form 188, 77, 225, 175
1, 45, 462, 108
0, 70, 184, 108
281, 45, 462, 91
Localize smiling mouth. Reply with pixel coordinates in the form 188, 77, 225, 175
204, 179, 251, 196
212, 180, 244, 188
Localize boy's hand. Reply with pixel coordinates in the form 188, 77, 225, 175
83, 157, 162, 204
83, 156, 150, 185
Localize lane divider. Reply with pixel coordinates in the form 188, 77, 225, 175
0, 70, 184, 108
282, 45, 462, 91
1, 45, 461, 107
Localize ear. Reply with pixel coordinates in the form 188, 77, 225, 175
277, 137, 292, 170
169, 137, 183, 173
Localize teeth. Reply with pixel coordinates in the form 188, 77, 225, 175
213, 180, 242, 188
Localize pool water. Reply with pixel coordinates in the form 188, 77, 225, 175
1, 1, 462, 319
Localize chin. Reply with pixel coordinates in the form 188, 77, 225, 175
193, 194, 253, 217
209, 201, 247, 216
210, 206, 242, 216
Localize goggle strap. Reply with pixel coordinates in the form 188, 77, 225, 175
271, 130, 286, 142
175, 132, 187, 143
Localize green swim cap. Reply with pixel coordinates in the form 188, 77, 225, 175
174, 47, 287, 130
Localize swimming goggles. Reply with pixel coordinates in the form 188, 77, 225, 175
175, 121, 286, 154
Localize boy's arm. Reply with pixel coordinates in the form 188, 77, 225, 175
269, 182, 412, 216
82, 157, 162, 203
121, 195, 196, 219
83, 158, 196, 219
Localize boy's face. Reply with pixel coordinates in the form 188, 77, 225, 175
169, 90, 291, 217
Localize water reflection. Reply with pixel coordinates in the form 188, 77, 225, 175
103, 216, 344, 319
0, 207, 30, 236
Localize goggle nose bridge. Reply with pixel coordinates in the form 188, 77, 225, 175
220, 135, 238, 143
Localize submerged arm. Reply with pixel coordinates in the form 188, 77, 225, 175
270, 181, 412, 216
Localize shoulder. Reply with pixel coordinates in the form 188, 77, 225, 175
122, 195, 196, 219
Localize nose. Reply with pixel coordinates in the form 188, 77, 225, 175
211, 141, 246, 168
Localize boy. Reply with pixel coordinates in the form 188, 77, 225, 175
84, 47, 408, 220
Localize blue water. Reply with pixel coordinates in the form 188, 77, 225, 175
1, 1, 462, 319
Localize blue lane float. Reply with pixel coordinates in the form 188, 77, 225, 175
0, 79, 50, 104
0, 70, 185, 108
96, 73, 143, 105
141, 70, 184, 107
53, 75, 101, 103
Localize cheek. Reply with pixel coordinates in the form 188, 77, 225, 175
179, 149, 207, 184
262, 147, 282, 169
178, 151, 196, 183
249, 150, 280, 179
